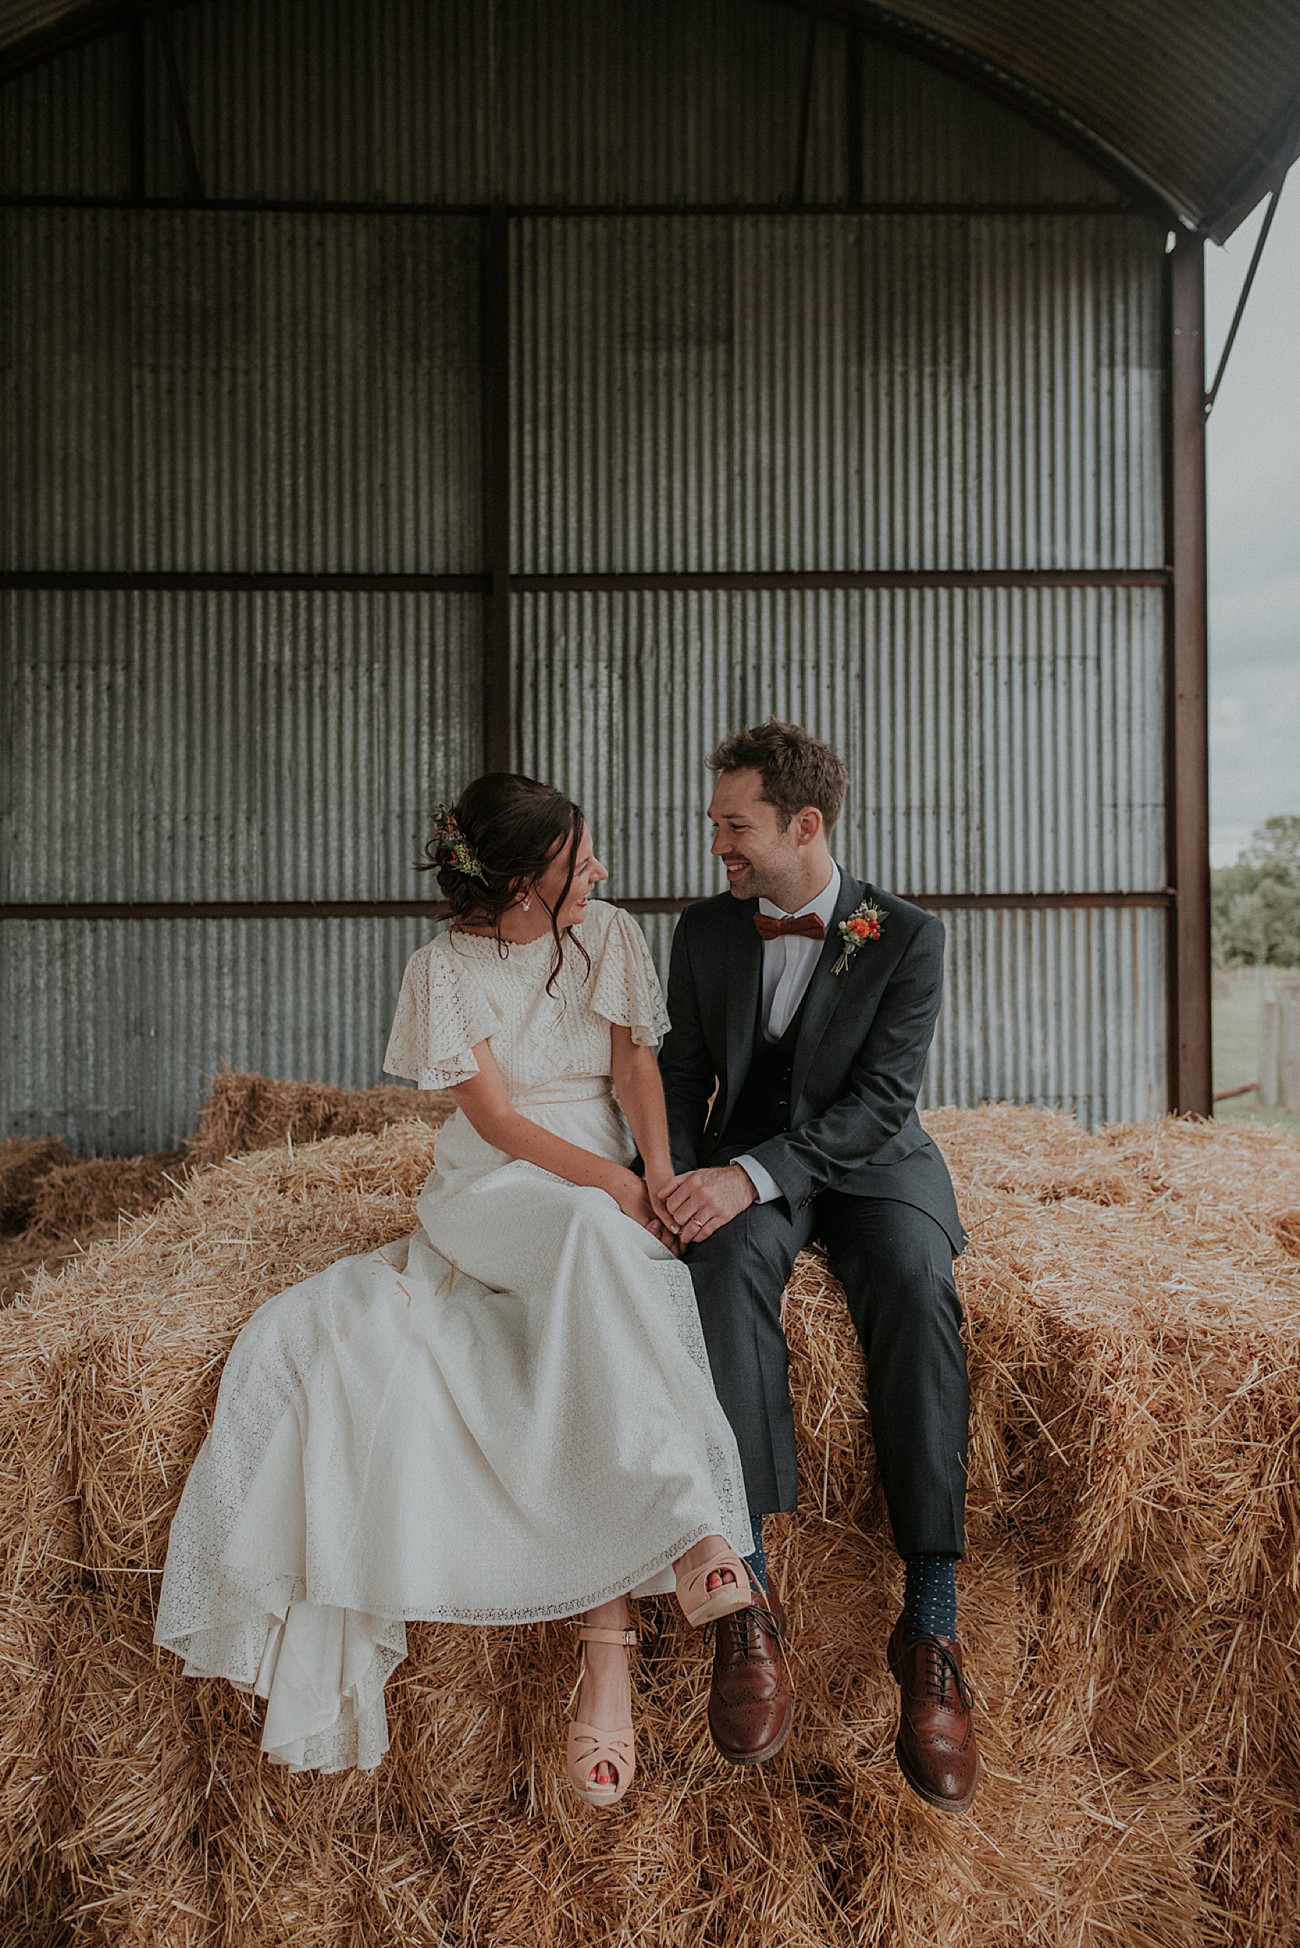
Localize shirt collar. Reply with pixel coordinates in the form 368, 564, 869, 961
758, 862, 841, 926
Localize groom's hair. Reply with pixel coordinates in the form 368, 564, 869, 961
708, 720, 848, 830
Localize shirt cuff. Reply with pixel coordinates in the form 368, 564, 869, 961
732, 1155, 782, 1205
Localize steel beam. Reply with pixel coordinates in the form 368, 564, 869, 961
480, 211, 512, 773
1, 891, 1175, 922
127, 8, 145, 201
0, 192, 1156, 220
0, 571, 489, 593
149, 0, 203, 201
792, 15, 819, 205
1168, 236, 1212, 1116
508, 568, 1169, 593
845, 23, 865, 206
3, 567, 1167, 597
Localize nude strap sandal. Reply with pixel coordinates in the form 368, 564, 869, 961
565, 1626, 637, 1808
674, 1546, 753, 1628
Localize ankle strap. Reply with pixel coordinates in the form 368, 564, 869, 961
575, 1626, 637, 1646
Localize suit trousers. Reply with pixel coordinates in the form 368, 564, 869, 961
684, 1183, 969, 1558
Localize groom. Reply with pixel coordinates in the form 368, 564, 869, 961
657, 721, 979, 1813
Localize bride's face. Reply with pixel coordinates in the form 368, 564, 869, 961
533, 819, 607, 926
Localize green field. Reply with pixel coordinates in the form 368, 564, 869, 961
1212, 968, 1300, 1136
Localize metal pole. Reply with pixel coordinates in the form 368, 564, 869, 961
480, 211, 512, 773
792, 17, 818, 206
150, 1, 204, 201
1206, 181, 1292, 415
1168, 235, 1212, 1116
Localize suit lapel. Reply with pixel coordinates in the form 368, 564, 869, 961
790, 871, 867, 1111
721, 896, 763, 1126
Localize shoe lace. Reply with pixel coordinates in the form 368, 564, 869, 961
720, 1604, 781, 1662
917, 1637, 971, 1709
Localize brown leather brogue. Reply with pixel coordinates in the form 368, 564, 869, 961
887, 1614, 980, 1813
708, 1580, 793, 1765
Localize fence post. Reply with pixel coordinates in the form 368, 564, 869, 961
1259, 973, 1300, 1111
1282, 988, 1300, 1112
1260, 1001, 1280, 1108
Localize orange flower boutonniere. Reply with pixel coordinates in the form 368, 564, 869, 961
832, 900, 886, 975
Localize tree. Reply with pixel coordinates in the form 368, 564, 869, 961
1211, 816, 1300, 967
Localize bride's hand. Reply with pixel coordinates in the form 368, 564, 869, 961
643, 1174, 680, 1237
611, 1171, 681, 1254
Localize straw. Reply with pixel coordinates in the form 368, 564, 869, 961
3, 1099, 1297, 1945
186, 1070, 454, 1167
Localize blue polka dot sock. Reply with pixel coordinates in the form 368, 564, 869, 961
745, 1516, 769, 1597
903, 1553, 958, 1639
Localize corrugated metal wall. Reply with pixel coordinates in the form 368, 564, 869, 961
512, 215, 1163, 572
2, 590, 484, 900
2, 0, 1169, 1149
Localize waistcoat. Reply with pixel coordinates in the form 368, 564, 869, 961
718, 982, 809, 1154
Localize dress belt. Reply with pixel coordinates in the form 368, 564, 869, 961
509, 1078, 615, 1108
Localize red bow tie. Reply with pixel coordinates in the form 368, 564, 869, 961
754, 912, 826, 942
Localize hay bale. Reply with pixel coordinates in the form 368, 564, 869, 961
1104, 1114, 1300, 1272
922, 1104, 1146, 1207
0, 1288, 83, 1929
47, 1586, 218, 1948
1273, 1209, 1300, 1259
14, 1108, 1300, 1945
0, 1135, 74, 1234
0, 1230, 83, 1306
186, 1070, 455, 1168
25, 1151, 190, 1247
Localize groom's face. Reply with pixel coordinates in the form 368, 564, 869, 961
708, 767, 804, 904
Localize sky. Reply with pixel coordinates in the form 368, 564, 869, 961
1205, 185, 1300, 867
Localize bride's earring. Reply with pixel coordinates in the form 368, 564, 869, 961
523, 896, 531, 912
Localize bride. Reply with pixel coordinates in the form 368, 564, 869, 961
154, 772, 753, 1804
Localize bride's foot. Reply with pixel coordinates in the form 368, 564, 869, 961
674, 1534, 753, 1628
566, 1602, 636, 1806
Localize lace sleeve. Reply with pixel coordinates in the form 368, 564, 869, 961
587, 905, 671, 1047
383, 942, 497, 1090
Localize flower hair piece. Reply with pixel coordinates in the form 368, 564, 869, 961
832, 899, 886, 975
429, 804, 488, 883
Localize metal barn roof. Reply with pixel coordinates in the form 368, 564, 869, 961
2, 0, 1298, 237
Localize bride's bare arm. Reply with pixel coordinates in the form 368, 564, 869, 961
449, 1040, 661, 1231
609, 1027, 678, 1231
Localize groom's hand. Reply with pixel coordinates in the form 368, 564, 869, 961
660, 1164, 757, 1245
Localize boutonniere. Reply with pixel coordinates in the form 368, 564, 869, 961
832, 900, 886, 975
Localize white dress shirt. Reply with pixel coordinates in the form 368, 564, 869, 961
733, 864, 841, 1206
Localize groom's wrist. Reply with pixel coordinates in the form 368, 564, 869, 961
732, 1155, 779, 1206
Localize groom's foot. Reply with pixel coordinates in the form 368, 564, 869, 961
708, 1579, 792, 1765
887, 1614, 980, 1813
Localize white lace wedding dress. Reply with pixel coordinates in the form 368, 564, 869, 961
154, 899, 750, 1773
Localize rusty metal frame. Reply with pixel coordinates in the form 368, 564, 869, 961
481, 211, 513, 773
507, 568, 1168, 592
0, 891, 1175, 922
0, 570, 488, 592
2, 568, 1167, 595
0, 192, 1155, 217
1166, 235, 1212, 1116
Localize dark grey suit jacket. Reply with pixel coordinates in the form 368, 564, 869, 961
658, 868, 966, 1253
